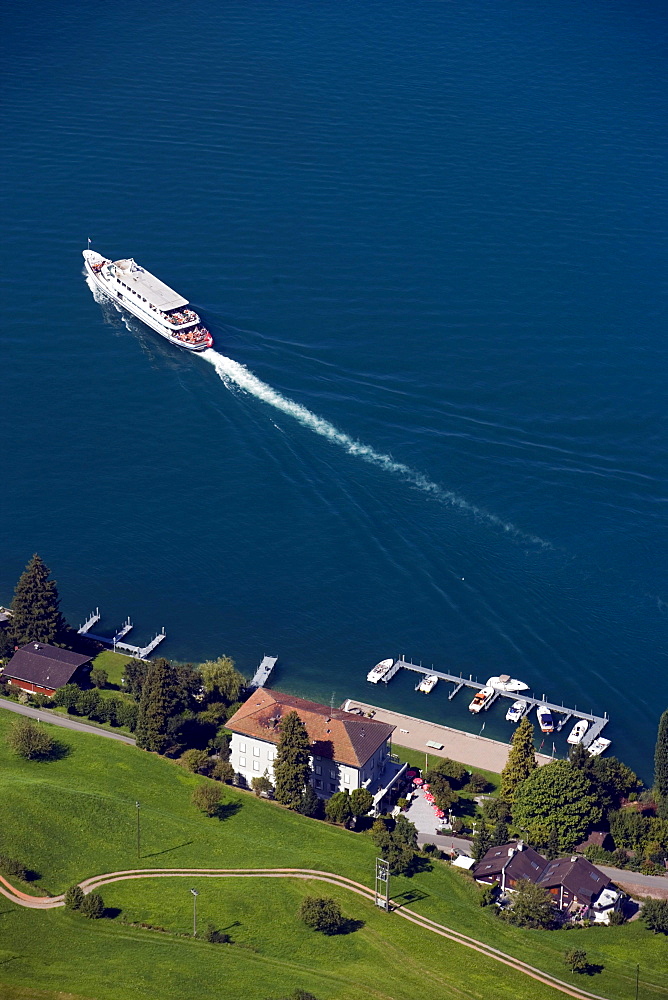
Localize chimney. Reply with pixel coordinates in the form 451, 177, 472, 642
507, 847, 515, 857
571, 856, 578, 863
516, 840, 525, 851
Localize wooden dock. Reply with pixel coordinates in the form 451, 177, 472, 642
78, 608, 166, 660
249, 655, 278, 690
383, 658, 609, 749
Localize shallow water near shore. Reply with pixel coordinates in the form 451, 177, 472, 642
3, 0, 667, 780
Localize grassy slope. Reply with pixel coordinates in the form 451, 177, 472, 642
0, 708, 666, 1000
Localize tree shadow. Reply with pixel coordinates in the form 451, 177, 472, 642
142, 841, 194, 859
405, 854, 433, 878
582, 964, 605, 976
24, 869, 41, 882
40, 741, 71, 762
104, 907, 123, 920
214, 801, 242, 821
392, 888, 430, 908
338, 917, 365, 935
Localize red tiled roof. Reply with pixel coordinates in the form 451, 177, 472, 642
226, 688, 395, 768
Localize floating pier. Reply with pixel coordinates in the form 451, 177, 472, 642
78, 608, 166, 660
377, 657, 609, 749
249, 655, 278, 690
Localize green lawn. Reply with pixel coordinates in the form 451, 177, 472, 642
391, 741, 501, 794
0, 708, 666, 1000
90, 649, 133, 689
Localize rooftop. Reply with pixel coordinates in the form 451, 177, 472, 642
5, 642, 92, 690
226, 688, 395, 768
110, 258, 188, 311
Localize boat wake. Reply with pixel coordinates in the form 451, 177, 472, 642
200, 348, 550, 548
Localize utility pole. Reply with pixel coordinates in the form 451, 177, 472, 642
191, 888, 199, 937
636, 964, 640, 1000
135, 801, 141, 859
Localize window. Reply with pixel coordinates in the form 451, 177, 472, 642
267, 750, 274, 761
252, 760, 260, 771
344, 773, 350, 784
369, 759, 374, 769
253, 746, 260, 757
239, 742, 246, 753
239, 756, 246, 767
315, 779, 323, 789
315, 765, 321, 775
329, 783, 336, 792
329, 769, 336, 779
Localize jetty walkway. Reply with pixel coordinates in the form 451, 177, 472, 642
343, 699, 552, 772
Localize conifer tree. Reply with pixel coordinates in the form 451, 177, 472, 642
654, 708, 668, 819
501, 717, 537, 803
10, 554, 67, 647
472, 822, 492, 861
273, 710, 312, 809
135, 658, 179, 753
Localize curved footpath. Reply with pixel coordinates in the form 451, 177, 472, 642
0, 867, 612, 1000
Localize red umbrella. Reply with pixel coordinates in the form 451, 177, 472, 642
435, 809, 445, 818
423, 784, 430, 790
412, 777, 424, 785
406, 769, 417, 778
424, 793, 434, 802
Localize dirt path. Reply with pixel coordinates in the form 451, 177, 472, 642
0, 867, 613, 1000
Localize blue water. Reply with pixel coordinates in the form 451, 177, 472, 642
3, 0, 667, 780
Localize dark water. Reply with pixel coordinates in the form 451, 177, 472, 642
3, 1, 667, 779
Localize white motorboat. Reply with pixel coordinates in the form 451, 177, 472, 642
587, 737, 611, 757
567, 719, 589, 745
366, 658, 394, 684
536, 705, 554, 733
83, 249, 214, 352
506, 700, 527, 723
486, 674, 529, 693
416, 674, 439, 694
469, 686, 495, 713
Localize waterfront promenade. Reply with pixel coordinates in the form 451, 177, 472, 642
344, 699, 553, 773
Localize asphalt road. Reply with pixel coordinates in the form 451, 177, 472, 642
0, 697, 136, 745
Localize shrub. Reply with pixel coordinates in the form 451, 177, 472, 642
350, 787, 374, 817
7, 718, 56, 759
608, 909, 626, 925
211, 760, 236, 783
30, 693, 52, 708
80, 892, 105, 918
75, 689, 101, 717
204, 923, 231, 943
64, 885, 85, 910
89, 667, 108, 689
192, 782, 223, 816
180, 749, 210, 773
564, 948, 588, 973
0, 855, 28, 881
325, 790, 352, 825
297, 784, 323, 818
298, 896, 345, 935
466, 771, 491, 794
115, 700, 138, 731
479, 882, 499, 907
396, 797, 408, 810
251, 773, 274, 798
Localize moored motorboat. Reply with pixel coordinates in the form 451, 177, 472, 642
469, 686, 495, 713
83, 248, 214, 352
367, 658, 394, 684
536, 704, 554, 733
587, 737, 611, 757
486, 674, 529, 693
567, 719, 589, 745
506, 700, 527, 723
416, 674, 439, 694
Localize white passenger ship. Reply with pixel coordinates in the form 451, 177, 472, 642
83, 249, 214, 352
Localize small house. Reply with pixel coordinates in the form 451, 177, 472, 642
3, 642, 93, 697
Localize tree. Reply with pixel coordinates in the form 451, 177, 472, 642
0, 855, 27, 880
75, 688, 100, 717
609, 809, 650, 853
122, 658, 149, 700
52, 684, 81, 713
371, 816, 417, 875
212, 760, 236, 784
297, 784, 323, 818
115, 700, 138, 731
89, 667, 108, 689
425, 758, 468, 788
655, 709, 668, 819
251, 772, 274, 798
192, 782, 223, 817
472, 822, 492, 861
545, 826, 561, 860
393, 815, 418, 850
199, 656, 246, 705
180, 749, 210, 773
492, 818, 510, 848
273, 711, 312, 809
641, 898, 668, 934
501, 717, 537, 803
325, 790, 352, 825
64, 885, 85, 910
506, 880, 554, 929
135, 658, 180, 753
512, 760, 603, 852
9, 554, 67, 647
350, 787, 374, 818
588, 756, 641, 812
298, 896, 345, 935
467, 771, 491, 794
564, 949, 588, 974
7, 718, 56, 760
80, 892, 105, 918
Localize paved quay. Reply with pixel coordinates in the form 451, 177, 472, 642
344, 699, 552, 773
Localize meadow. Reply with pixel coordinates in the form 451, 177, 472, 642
0, 707, 666, 1000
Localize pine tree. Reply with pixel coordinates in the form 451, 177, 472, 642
501, 717, 537, 803
10, 554, 67, 647
654, 708, 668, 819
273, 710, 312, 809
472, 822, 492, 861
491, 818, 509, 847
135, 658, 179, 753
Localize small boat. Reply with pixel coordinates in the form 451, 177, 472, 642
486, 674, 529, 693
587, 737, 611, 757
366, 658, 394, 684
416, 674, 439, 694
536, 705, 554, 733
506, 700, 527, 723
567, 719, 589, 745
469, 686, 495, 713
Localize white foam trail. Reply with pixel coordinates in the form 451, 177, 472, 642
201, 349, 549, 547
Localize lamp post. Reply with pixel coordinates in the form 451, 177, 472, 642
191, 888, 199, 937
636, 964, 640, 1000
135, 801, 141, 859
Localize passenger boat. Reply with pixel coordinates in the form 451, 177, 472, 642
83, 249, 214, 352
587, 737, 611, 757
469, 686, 495, 713
506, 700, 527, 723
567, 719, 589, 745
536, 705, 554, 733
416, 674, 439, 694
486, 675, 529, 693
366, 658, 395, 684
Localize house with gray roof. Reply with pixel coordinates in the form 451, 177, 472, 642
3, 642, 92, 697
